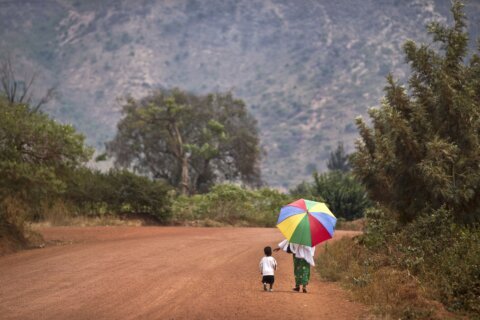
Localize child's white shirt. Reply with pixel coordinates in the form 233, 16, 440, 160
259, 256, 277, 276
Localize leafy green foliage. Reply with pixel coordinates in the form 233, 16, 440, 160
0, 97, 174, 250
333, 3, 480, 316
63, 168, 172, 222
291, 171, 371, 221
171, 184, 292, 227
370, 208, 479, 315
318, 207, 480, 318
291, 146, 371, 220
107, 89, 261, 194
0, 98, 92, 248
0, 98, 92, 212
352, 1, 480, 224
312, 171, 371, 220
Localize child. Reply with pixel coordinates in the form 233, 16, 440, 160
259, 246, 277, 292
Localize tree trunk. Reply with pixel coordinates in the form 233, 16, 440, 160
180, 155, 190, 195
170, 120, 190, 195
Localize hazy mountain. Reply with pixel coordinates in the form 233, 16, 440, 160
1, 0, 479, 188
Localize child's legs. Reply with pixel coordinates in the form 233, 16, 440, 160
262, 275, 274, 288
269, 276, 274, 289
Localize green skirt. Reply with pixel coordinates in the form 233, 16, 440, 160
293, 255, 310, 286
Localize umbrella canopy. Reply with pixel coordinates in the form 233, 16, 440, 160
276, 198, 336, 247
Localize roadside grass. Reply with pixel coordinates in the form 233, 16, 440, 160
34, 200, 154, 227
0, 196, 40, 255
31, 216, 143, 228
335, 218, 364, 231
316, 211, 479, 320
316, 237, 455, 319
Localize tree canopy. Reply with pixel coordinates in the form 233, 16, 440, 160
0, 98, 92, 204
351, 1, 480, 224
107, 89, 261, 194
0, 97, 93, 241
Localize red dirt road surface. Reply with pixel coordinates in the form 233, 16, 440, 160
0, 227, 367, 319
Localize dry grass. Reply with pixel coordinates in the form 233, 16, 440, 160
336, 218, 365, 231
34, 200, 144, 227
353, 267, 432, 319
316, 237, 460, 319
0, 197, 30, 255
31, 216, 143, 228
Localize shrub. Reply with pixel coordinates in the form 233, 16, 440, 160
38, 200, 74, 226
0, 99, 92, 249
313, 171, 371, 220
0, 197, 29, 253
317, 237, 364, 282
317, 206, 480, 318
171, 184, 292, 227
63, 169, 173, 223
432, 227, 480, 313
291, 171, 372, 220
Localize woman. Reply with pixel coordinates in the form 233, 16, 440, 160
274, 239, 315, 293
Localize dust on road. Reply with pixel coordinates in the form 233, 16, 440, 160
0, 227, 367, 319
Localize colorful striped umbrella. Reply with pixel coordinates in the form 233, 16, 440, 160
276, 199, 337, 247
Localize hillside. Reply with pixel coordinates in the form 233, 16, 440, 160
1, 0, 479, 188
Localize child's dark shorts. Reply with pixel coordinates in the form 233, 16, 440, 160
262, 275, 275, 284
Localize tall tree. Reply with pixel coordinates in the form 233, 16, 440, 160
327, 142, 350, 172
351, 1, 480, 223
107, 89, 261, 194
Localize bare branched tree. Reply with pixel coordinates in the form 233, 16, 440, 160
0, 54, 56, 112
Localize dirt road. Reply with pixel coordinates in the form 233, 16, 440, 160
0, 227, 367, 319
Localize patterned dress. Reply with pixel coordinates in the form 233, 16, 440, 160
293, 254, 310, 286
278, 240, 315, 287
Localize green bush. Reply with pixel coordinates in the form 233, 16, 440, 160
171, 184, 292, 227
313, 171, 371, 220
392, 209, 480, 314
0, 98, 92, 246
319, 206, 480, 318
291, 171, 371, 220
433, 227, 480, 313
63, 168, 173, 223
106, 170, 173, 222
360, 208, 479, 314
